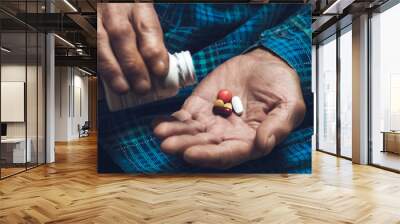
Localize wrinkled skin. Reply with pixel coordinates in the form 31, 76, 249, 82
97, 3, 169, 94
153, 49, 306, 169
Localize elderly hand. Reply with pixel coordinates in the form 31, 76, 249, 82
97, 3, 168, 94
153, 48, 306, 169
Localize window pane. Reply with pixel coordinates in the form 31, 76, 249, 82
318, 36, 337, 154
371, 3, 400, 171
1, 30, 28, 177
340, 28, 352, 158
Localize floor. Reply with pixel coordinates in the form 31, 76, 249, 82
1, 163, 43, 178
1, 167, 25, 178
0, 135, 400, 224
372, 150, 400, 171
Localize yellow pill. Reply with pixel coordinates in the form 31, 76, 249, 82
214, 99, 224, 107
224, 103, 232, 110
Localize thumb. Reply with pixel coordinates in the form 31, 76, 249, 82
255, 101, 305, 156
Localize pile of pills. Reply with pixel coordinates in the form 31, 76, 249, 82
213, 89, 243, 117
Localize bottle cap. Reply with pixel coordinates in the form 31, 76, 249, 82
174, 51, 196, 87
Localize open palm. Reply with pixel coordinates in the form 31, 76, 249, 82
153, 49, 306, 169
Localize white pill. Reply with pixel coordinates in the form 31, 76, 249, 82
232, 96, 244, 115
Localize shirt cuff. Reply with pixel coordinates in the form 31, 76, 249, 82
243, 6, 311, 76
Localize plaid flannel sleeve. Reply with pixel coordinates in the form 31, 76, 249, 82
249, 5, 311, 77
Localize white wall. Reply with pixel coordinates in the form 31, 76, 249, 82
1, 65, 26, 139
1, 63, 46, 164
72, 73, 89, 138
55, 66, 69, 141
54, 67, 89, 141
1, 65, 42, 137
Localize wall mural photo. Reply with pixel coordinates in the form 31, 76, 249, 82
97, 3, 313, 174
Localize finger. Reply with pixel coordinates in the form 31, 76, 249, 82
151, 115, 177, 129
161, 133, 221, 155
255, 101, 305, 156
131, 4, 169, 78
183, 140, 252, 169
171, 110, 192, 122
102, 4, 151, 94
97, 6, 129, 94
153, 119, 205, 139
151, 109, 192, 129
180, 95, 214, 116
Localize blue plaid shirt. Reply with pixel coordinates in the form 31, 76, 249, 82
98, 3, 313, 173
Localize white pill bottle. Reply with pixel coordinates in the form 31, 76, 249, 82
102, 51, 197, 112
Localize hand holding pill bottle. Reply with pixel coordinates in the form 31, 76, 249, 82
103, 51, 197, 111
